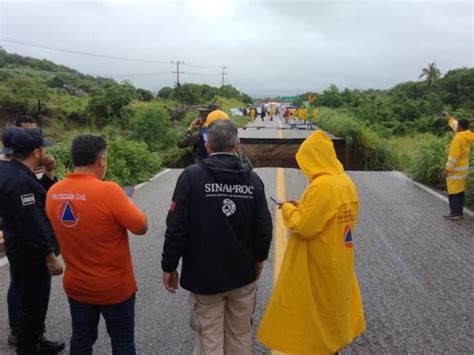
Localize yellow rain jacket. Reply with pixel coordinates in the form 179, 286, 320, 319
311, 108, 320, 123
298, 108, 305, 120
250, 109, 256, 121
258, 131, 366, 355
445, 118, 474, 194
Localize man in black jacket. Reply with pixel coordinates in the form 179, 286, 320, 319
162, 119, 273, 355
0, 129, 65, 354
1, 126, 58, 347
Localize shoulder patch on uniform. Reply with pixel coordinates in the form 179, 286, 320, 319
20, 194, 35, 206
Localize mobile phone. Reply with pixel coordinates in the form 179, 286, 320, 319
270, 196, 282, 205
123, 186, 135, 198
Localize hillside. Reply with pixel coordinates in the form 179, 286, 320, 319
0, 48, 251, 128
0, 48, 251, 185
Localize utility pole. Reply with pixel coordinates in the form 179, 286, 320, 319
220, 66, 228, 87
171, 60, 185, 87
171, 60, 185, 101
36, 99, 45, 134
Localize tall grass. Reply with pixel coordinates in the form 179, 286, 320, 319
318, 108, 395, 170
390, 133, 473, 207
318, 108, 473, 208
409, 134, 450, 188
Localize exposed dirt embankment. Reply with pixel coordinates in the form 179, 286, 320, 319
240, 138, 350, 169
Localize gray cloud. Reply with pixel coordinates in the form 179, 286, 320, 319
1, 0, 472, 97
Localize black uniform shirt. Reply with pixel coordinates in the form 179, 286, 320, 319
0, 160, 56, 260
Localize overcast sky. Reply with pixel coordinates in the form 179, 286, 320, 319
0, 0, 472, 97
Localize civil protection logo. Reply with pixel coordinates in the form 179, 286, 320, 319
343, 225, 353, 248
58, 201, 80, 228
222, 198, 236, 217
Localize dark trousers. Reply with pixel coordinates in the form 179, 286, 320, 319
7, 271, 18, 335
448, 191, 465, 215
68, 294, 136, 355
8, 255, 51, 354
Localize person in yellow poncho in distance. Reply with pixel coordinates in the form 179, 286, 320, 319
249, 108, 256, 122
258, 130, 366, 355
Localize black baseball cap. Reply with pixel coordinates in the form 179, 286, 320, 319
11, 129, 53, 154
1, 127, 24, 155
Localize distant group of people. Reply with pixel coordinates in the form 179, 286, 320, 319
282, 106, 321, 129
0, 108, 472, 355
242, 106, 279, 123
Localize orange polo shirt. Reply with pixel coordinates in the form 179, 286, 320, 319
46, 172, 146, 305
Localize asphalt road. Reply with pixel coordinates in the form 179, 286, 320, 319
0, 116, 473, 354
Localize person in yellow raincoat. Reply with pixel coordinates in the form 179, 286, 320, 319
302, 107, 308, 123
442, 112, 474, 219
249, 108, 256, 122
298, 107, 306, 123
312, 107, 320, 124
257, 130, 366, 355
291, 108, 298, 120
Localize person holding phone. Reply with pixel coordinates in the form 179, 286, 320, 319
258, 131, 366, 355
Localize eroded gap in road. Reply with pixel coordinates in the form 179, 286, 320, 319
164, 136, 355, 169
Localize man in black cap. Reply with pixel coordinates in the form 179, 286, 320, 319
1, 127, 58, 347
0, 129, 65, 354
1, 127, 23, 346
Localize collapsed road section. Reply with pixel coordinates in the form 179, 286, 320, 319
238, 125, 348, 169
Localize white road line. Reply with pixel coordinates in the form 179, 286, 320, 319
394, 171, 474, 217
135, 168, 171, 190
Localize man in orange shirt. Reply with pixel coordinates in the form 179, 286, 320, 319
46, 134, 148, 355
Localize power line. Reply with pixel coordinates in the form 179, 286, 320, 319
184, 72, 219, 77
185, 63, 218, 69
0, 37, 171, 64
1, 37, 236, 88
1, 37, 224, 71
95, 71, 172, 76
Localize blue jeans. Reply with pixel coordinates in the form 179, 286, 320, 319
68, 294, 136, 355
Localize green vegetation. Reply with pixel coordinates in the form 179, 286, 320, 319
0, 48, 250, 186
1, 48, 472, 207
299, 65, 474, 207
158, 84, 252, 105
